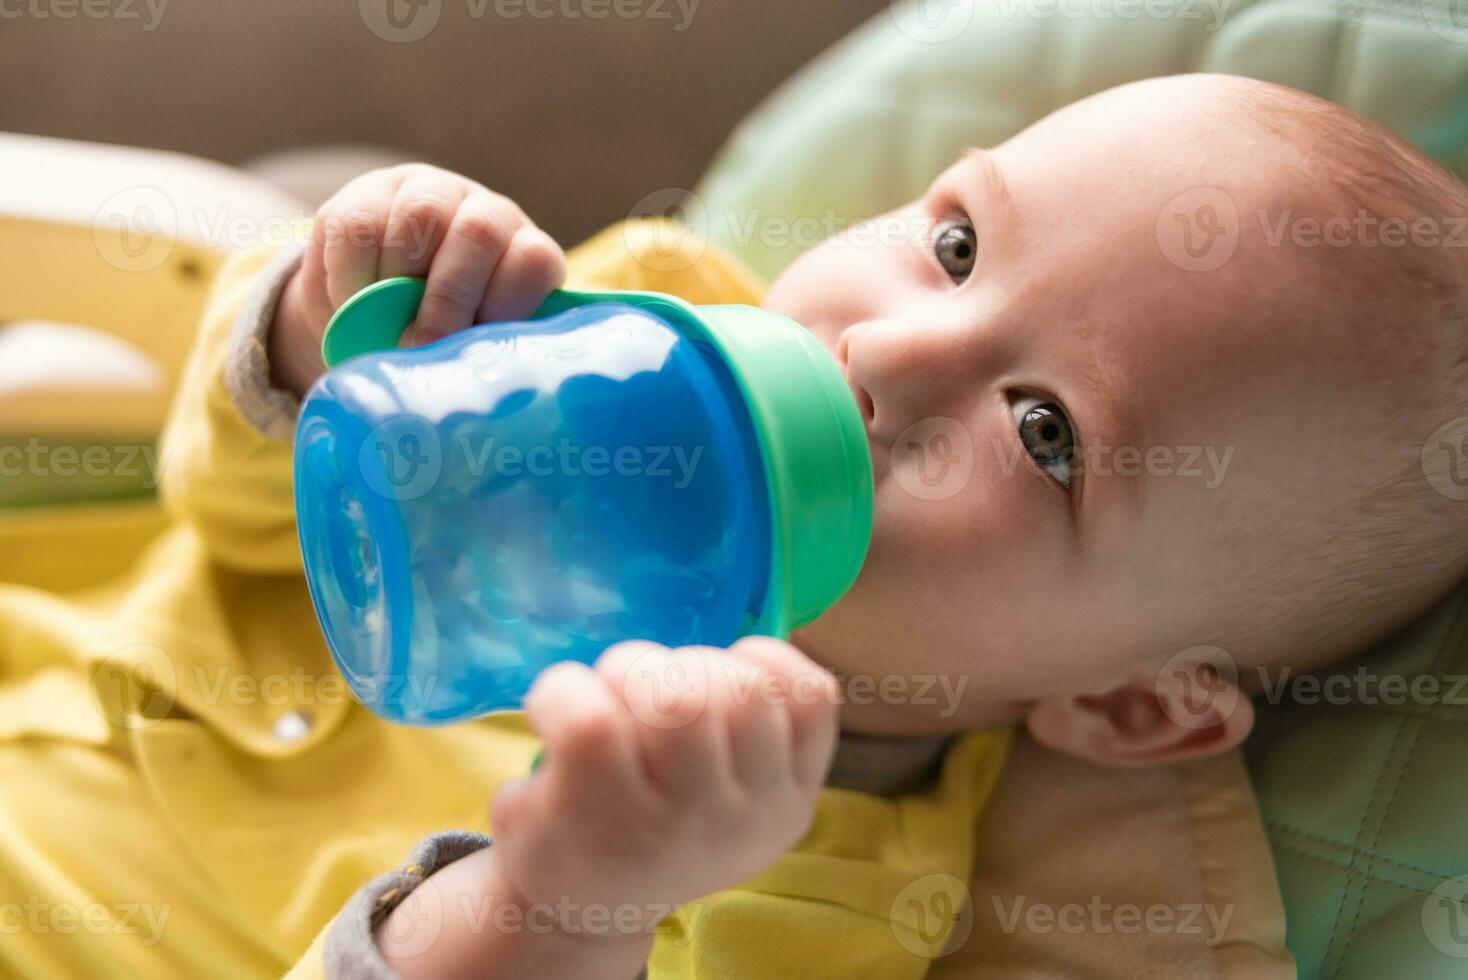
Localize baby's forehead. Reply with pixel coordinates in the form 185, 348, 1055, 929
1085, 241, 1435, 478
1154, 132, 1457, 385
1225, 81, 1465, 230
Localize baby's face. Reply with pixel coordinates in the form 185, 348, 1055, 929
764, 76, 1438, 738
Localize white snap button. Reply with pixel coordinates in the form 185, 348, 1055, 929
273, 711, 313, 743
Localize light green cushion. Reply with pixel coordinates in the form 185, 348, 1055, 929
694, 3, 1468, 976
696, 0, 1468, 282
1247, 584, 1468, 979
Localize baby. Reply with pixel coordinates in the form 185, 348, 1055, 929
259, 73, 1463, 977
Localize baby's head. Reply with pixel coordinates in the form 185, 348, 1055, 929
767, 74, 1468, 764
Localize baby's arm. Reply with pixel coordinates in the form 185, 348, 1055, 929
155, 243, 309, 570
376, 636, 841, 979
157, 164, 562, 573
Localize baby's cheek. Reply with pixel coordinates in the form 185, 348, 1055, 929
767, 241, 893, 335
867, 483, 993, 578
762, 248, 829, 321
903, 466, 1040, 547
877, 469, 1078, 618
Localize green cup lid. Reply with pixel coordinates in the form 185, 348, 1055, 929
321, 277, 873, 635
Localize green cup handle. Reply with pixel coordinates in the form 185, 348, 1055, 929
321, 276, 425, 368
321, 276, 592, 368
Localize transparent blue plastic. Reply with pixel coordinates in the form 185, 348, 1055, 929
294, 303, 771, 724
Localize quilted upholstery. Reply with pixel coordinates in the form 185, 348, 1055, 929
696, 0, 1468, 281
693, 3, 1468, 977
1248, 584, 1468, 979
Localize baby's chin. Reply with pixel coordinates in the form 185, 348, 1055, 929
791, 608, 1023, 736
826, 685, 1030, 737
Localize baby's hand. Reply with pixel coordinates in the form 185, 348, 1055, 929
269, 164, 566, 397
491, 637, 842, 924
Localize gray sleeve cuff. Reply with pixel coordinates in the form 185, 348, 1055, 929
321, 831, 652, 980
223, 243, 306, 442
323, 830, 492, 980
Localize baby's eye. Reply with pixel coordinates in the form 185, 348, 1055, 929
933, 223, 977, 283
1012, 396, 1075, 488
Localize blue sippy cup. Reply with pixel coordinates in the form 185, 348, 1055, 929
293, 277, 872, 725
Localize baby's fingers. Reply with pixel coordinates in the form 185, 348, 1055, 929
476, 226, 566, 324
721, 661, 794, 794
316, 170, 400, 309
411, 191, 525, 344
728, 637, 841, 789
522, 660, 655, 811
596, 642, 734, 803
378, 170, 467, 281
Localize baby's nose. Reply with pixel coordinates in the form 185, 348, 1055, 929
843, 318, 977, 441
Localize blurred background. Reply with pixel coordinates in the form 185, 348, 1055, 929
0, 0, 890, 245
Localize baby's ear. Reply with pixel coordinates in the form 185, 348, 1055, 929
1024, 660, 1254, 768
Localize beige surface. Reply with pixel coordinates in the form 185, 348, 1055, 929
931, 733, 1295, 980
0, 133, 302, 419
0, 2, 889, 248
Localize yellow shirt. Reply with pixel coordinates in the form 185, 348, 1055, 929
0, 221, 1009, 979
